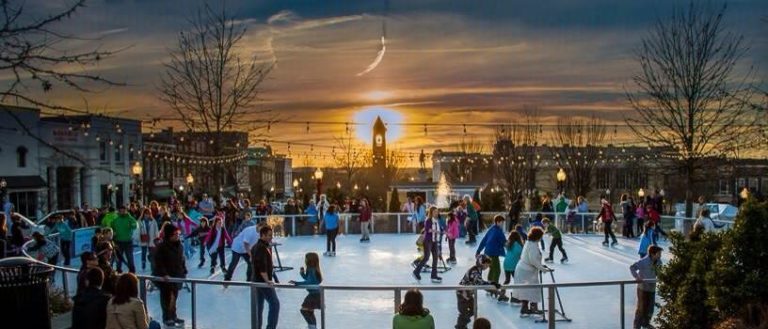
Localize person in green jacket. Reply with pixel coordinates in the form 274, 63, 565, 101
101, 207, 118, 228
393, 289, 435, 329
110, 206, 138, 273
543, 218, 568, 263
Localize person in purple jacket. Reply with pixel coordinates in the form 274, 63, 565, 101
412, 206, 442, 283
475, 215, 508, 301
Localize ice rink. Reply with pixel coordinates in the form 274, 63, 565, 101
58, 231, 670, 329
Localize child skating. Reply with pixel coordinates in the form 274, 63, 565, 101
290, 252, 323, 329
455, 255, 501, 329
501, 231, 524, 304
542, 218, 568, 263
475, 215, 508, 301
445, 212, 460, 264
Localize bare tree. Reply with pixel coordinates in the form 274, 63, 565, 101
158, 3, 273, 189
443, 136, 487, 183
625, 2, 756, 216
493, 114, 542, 203
549, 117, 607, 198
0, 0, 120, 110
385, 149, 406, 182
333, 133, 371, 193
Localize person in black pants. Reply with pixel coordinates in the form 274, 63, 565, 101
153, 224, 188, 327
597, 197, 618, 246
251, 225, 280, 329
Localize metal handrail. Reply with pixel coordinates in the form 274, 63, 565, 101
22, 236, 654, 329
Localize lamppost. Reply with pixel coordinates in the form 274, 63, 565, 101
131, 162, 143, 205
314, 168, 323, 202
107, 184, 119, 207
178, 185, 186, 204
605, 188, 612, 205
269, 186, 275, 202
0, 178, 7, 202
292, 179, 299, 198
556, 168, 566, 195
739, 187, 750, 206
638, 188, 645, 199
186, 173, 194, 203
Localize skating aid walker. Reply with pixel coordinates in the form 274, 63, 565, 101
533, 267, 572, 324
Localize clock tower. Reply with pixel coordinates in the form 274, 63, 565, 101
372, 116, 387, 171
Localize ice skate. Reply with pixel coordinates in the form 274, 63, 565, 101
209, 267, 215, 275
431, 276, 442, 283
509, 296, 522, 304
411, 270, 421, 281
544, 258, 553, 263
330, 251, 336, 257
611, 241, 618, 247
602, 241, 609, 246
323, 251, 331, 256
561, 257, 569, 264
497, 290, 510, 303
529, 303, 544, 315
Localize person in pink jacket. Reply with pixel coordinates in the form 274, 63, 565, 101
445, 212, 460, 264
203, 217, 233, 275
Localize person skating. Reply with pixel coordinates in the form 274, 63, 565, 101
445, 211, 460, 264
638, 221, 658, 258
204, 217, 232, 275
187, 218, 211, 269
464, 195, 480, 244
630, 245, 663, 329
138, 208, 158, 272
455, 255, 500, 329
597, 197, 618, 247
358, 199, 372, 242
289, 252, 323, 329
322, 205, 340, 256
251, 225, 280, 329
542, 218, 568, 263
475, 215, 507, 301
412, 206, 442, 283
502, 231, 524, 304
153, 223, 188, 327
512, 227, 553, 316
224, 223, 260, 281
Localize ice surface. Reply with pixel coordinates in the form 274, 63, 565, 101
58, 231, 670, 329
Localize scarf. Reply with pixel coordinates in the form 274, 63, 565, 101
209, 228, 223, 255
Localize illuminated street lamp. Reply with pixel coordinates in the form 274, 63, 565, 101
314, 168, 323, 201
293, 179, 299, 197
0, 178, 7, 201
186, 173, 194, 199
740, 187, 749, 200
131, 162, 143, 204
336, 182, 341, 189
638, 188, 645, 198
556, 168, 566, 194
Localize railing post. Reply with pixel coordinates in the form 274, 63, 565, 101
394, 288, 401, 313
61, 270, 69, 299
139, 278, 148, 312
397, 214, 401, 234
473, 289, 478, 320
548, 286, 556, 329
371, 216, 375, 234
620, 283, 625, 329
251, 285, 259, 329
320, 286, 326, 329
292, 217, 296, 237
345, 215, 349, 234
191, 282, 197, 329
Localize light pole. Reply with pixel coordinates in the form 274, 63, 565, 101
0, 178, 7, 203
131, 162, 143, 205
605, 188, 612, 205
739, 187, 749, 206
186, 173, 194, 203
314, 168, 323, 202
556, 168, 566, 195
638, 188, 645, 199
293, 179, 299, 198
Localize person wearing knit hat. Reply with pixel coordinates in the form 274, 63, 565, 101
153, 221, 187, 327
597, 196, 618, 247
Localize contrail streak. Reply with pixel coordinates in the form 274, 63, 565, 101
357, 35, 386, 76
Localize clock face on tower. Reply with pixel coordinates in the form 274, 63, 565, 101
375, 134, 383, 147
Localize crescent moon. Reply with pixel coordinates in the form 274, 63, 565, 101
357, 35, 386, 77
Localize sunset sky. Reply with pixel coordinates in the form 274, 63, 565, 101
17, 0, 768, 167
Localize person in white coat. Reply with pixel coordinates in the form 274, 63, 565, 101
316, 194, 330, 222
512, 227, 553, 316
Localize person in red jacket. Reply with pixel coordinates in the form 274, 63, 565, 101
204, 216, 233, 275
597, 197, 618, 246
358, 198, 373, 242
644, 203, 668, 241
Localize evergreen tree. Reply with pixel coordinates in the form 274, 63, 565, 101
388, 188, 401, 212
708, 201, 768, 324
656, 231, 723, 329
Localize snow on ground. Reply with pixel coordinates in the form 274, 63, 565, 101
56, 231, 670, 329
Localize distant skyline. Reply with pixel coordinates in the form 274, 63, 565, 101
9, 0, 768, 167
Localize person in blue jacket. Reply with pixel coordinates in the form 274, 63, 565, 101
475, 215, 508, 301
305, 200, 318, 235
290, 252, 323, 329
638, 221, 658, 258
322, 205, 340, 256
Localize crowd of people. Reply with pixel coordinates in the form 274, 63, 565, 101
2, 186, 715, 329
